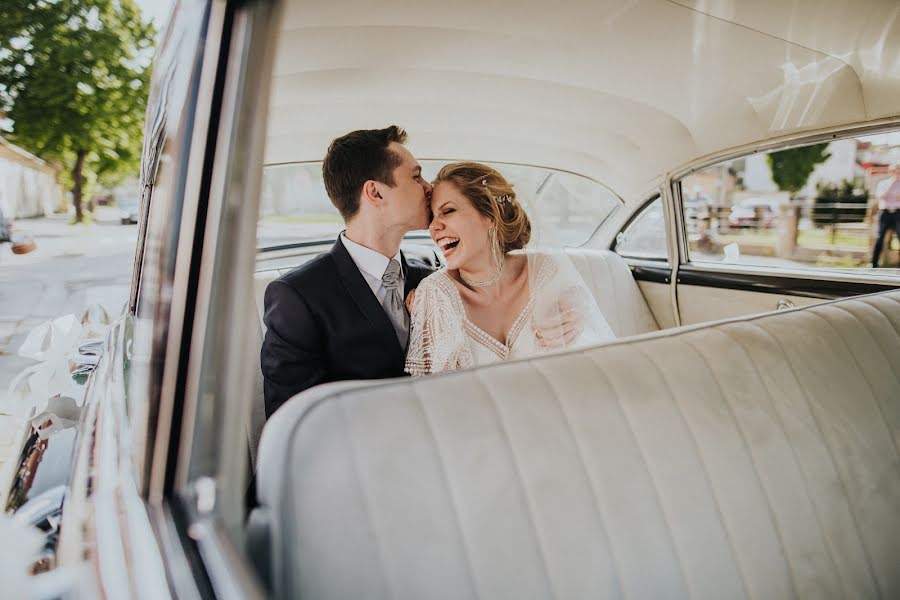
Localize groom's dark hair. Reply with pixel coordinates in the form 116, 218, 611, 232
323, 125, 408, 221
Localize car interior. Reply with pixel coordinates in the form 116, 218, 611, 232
229, 1, 900, 597
122, 0, 900, 597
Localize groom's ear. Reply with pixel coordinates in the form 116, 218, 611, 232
362, 180, 384, 206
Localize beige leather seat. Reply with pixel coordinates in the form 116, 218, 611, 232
253, 290, 900, 599
246, 249, 659, 467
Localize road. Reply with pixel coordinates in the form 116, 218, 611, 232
0, 213, 137, 472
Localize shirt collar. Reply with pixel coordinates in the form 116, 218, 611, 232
340, 232, 402, 281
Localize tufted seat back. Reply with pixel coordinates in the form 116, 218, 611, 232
253, 290, 900, 599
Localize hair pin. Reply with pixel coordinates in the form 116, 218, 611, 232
482, 178, 510, 203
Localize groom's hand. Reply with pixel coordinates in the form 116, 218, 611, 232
405, 289, 417, 313
534, 287, 586, 349
535, 311, 582, 349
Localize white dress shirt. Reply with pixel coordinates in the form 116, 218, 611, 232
877, 176, 900, 211
340, 232, 404, 304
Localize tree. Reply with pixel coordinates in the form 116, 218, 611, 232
767, 143, 831, 199
0, 0, 155, 222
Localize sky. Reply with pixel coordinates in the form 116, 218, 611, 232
134, 0, 174, 31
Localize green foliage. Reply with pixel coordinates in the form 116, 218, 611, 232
812, 180, 869, 227
766, 143, 831, 196
0, 0, 155, 219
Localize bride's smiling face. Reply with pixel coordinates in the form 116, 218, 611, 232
429, 182, 494, 271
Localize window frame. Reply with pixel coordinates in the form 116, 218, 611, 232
611, 193, 670, 264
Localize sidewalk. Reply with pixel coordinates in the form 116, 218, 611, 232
0, 213, 137, 480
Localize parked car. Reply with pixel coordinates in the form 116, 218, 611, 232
116, 193, 141, 225
5, 0, 900, 598
727, 197, 780, 228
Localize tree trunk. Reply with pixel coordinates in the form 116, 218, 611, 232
71, 149, 87, 223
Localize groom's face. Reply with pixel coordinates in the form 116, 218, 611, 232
379, 142, 433, 231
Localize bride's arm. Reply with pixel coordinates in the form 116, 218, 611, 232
405, 277, 472, 376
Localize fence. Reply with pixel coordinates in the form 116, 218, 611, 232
686, 199, 895, 269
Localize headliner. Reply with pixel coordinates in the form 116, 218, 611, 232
265, 0, 900, 202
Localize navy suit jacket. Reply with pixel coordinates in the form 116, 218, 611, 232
260, 238, 434, 417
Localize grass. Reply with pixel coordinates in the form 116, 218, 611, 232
714, 227, 870, 250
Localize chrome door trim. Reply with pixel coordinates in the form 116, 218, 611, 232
57, 318, 173, 599
175, 0, 281, 531
149, 0, 230, 507
661, 172, 682, 326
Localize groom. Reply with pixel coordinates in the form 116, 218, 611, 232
260, 126, 435, 417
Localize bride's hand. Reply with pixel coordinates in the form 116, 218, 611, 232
405, 289, 417, 313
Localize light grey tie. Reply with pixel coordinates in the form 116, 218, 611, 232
381, 259, 409, 349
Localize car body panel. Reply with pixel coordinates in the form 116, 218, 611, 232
11, 0, 900, 596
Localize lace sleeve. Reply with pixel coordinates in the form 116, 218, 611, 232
405, 274, 473, 376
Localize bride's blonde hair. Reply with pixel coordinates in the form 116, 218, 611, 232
433, 162, 531, 252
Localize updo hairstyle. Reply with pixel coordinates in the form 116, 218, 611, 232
432, 162, 531, 252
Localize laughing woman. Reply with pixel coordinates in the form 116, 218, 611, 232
405, 162, 615, 376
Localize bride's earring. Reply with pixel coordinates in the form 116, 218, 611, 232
489, 224, 504, 271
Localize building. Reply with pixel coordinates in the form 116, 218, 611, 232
0, 135, 66, 219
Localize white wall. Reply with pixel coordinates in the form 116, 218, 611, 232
0, 157, 63, 219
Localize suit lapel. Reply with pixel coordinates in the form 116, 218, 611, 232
331, 238, 404, 355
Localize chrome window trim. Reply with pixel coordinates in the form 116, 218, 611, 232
679, 261, 900, 287
671, 116, 900, 271
660, 176, 682, 326
611, 193, 668, 262
263, 159, 626, 204
670, 116, 900, 186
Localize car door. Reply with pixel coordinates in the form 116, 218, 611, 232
671, 125, 900, 326
611, 192, 679, 329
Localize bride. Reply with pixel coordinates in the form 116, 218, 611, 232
405, 162, 615, 376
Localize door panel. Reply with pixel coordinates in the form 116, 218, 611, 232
677, 284, 823, 325
675, 267, 898, 325
637, 280, 677, 329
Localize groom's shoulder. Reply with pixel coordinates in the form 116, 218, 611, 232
272, 251, 338, 292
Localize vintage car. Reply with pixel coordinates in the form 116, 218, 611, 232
4, 0, 900, 598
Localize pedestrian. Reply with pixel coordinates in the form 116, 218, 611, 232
871, 163, 900, 267
0, 205, 10, 245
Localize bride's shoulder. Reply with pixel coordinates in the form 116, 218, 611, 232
518, 250, 562, 281
415, 268, 457, 296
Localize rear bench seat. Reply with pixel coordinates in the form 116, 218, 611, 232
251, 290, 900, 599
252, 248, 659, 338
246, 249, 660, 466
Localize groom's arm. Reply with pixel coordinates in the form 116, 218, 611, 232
260, 279, 326, 418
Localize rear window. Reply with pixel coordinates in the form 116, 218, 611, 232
257, 161, 620, 249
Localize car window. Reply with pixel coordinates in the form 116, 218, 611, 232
681, 130, 900, 274
257, 161, 620, 249
614, 195, 667, 261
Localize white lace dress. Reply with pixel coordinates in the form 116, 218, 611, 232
405, 254, 615, 376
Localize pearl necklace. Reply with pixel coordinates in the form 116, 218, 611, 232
460, 264, 504, 288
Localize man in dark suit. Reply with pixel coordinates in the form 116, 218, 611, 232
260, 126, 434, 417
